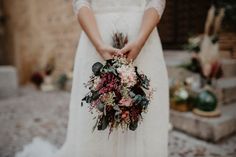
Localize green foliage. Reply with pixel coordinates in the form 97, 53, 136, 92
92, 62, 103, 76
129, 121, 138, 131
97, 115, 109, 130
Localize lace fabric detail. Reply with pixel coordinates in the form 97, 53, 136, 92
72, 0, 91, 15
72, 0, 166, 18
145, 0, 166, 18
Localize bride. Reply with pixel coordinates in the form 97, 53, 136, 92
16, 0, 169, 157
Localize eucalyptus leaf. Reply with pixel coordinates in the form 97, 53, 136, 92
86, 96, 92, 103
98, 116, 109, 130
134, 95, 142, 104
140, 98, 149, 107
97, 103, 104, 112
92, 91, 100, 100
129, 121, 138, 131
92, 62, 103, 76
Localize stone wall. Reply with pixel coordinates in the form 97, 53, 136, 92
3, 0, 81, 84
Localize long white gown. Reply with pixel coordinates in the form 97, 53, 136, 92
16, 0, 169, 157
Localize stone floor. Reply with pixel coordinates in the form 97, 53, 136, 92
0, 86, 236, 157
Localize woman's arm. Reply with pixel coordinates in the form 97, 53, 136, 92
136, 8, 162, 51
119, 0, 166, 62
73, 0, 119, 60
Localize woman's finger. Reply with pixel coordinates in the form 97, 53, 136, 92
106, 46, 122, 56
119, 45, 130, 55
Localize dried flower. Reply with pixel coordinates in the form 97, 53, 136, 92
81, 32, 154, 135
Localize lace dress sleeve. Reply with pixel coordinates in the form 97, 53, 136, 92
145, 0, 166, 19
72, 0, 92, 15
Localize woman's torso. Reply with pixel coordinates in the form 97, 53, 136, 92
90, 0, 147, 13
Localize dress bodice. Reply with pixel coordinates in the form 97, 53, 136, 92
91, 0, 146, 8
73, 0, 166, 18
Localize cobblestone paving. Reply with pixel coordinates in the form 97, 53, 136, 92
0, 86, 235, 157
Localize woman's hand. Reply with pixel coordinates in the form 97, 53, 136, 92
97, 44, 120, 60
118, 41, 143, 62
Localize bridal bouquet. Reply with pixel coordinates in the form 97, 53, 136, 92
81, 33, 154, 135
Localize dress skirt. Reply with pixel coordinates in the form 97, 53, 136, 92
53, 8, 169, 157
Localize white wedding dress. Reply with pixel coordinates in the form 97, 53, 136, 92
15, 0, 169, 157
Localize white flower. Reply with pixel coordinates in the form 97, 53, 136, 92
117, 65, 137, 87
